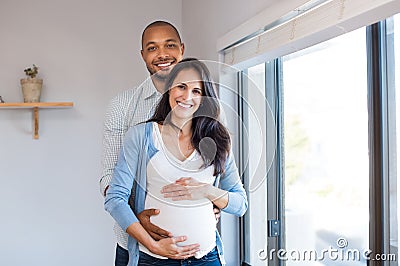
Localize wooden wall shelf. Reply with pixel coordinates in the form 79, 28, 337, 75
0, 102, 74, 139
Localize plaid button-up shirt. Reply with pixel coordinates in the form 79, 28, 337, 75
100, 77, 161, 249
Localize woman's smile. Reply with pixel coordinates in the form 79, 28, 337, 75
177, 101, 193, 108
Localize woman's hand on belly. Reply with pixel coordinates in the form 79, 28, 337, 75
151, 235, 200, 259
161, 177, 229, 210
161, 177, 210, 201
126, 222, 200, 260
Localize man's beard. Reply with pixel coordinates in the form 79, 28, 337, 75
149, 67, 170, 81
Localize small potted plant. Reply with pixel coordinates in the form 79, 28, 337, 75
21, 64, 43, 102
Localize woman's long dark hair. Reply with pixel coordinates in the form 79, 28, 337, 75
148, 58, 231, 176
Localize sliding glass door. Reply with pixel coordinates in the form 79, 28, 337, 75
391, 13, 399, 259
282, 27, 369, 265
238, 15, 400, 266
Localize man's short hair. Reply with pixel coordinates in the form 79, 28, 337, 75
141, 20, 182, 49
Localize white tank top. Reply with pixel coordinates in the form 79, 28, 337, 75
139, 123, 216, 259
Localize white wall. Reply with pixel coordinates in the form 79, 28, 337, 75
0, 1, 181, 265
182, 0, 277, 61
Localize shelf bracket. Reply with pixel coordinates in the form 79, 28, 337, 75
0, 102, 73, 139
33, 107, 39, 139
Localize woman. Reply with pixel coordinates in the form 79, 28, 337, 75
105, 58, 248, 266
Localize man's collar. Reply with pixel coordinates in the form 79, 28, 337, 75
141, 77, 161, 99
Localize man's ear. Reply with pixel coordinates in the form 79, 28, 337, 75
140, 49, 144, 58
180, 43, 185, 55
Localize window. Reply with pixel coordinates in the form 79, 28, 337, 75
390, 13, 399, 257
282, 27, 369, 264
238, 15, 399, 266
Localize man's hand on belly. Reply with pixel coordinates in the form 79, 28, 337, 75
137, 208, 173, 240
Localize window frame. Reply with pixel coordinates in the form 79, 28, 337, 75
237, 17, 398, 265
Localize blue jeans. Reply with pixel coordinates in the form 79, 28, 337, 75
115, 244, 129, 266
138, 247, 221, 266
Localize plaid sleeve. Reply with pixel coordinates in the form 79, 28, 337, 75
99, 90, 135, 196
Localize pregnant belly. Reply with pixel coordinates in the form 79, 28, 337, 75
145, 195, 216, 250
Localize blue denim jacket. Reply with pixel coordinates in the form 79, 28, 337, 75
105, 122, 248, 266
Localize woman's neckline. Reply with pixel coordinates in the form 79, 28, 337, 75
154, 122, 196, 164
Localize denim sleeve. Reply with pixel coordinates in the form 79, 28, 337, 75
104, 130, 140, 231
220, 152, 248, 216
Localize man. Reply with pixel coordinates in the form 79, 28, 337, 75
101, 21, 219, 265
